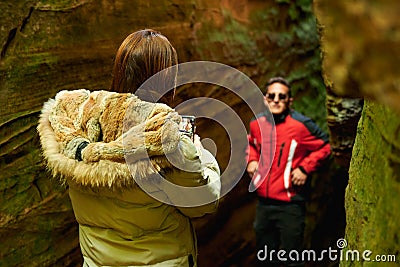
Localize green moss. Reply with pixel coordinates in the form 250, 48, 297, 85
343, 100, 400, 266
193, 7, 261, 64
2, 53, 60, 89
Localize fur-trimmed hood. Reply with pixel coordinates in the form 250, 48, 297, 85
37, 89, 181, 188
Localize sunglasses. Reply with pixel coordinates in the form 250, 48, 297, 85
266, 93, 289, 101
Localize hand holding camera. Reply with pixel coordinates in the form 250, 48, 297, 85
179, 115, 196, 141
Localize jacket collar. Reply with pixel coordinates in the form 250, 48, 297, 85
270, 109, 290, 124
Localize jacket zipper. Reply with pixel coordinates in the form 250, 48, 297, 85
266, 173, 271, 198
267, 143, 284, 198
277, 142, 285, 167
266, 126, 275, 198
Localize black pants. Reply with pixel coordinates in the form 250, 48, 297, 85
254, 199, 305, 267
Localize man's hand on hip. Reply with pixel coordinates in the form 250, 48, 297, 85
291, 168, 307, 186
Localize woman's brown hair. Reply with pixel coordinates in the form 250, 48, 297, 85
110, 29, 178, 105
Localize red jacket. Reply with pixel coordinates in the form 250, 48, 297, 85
246, 110, 331, 202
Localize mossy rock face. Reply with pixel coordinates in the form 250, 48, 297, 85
315, 0, 400, 266
343, 101, 400, 266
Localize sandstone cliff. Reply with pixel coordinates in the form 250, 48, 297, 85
1, 1, 339, 266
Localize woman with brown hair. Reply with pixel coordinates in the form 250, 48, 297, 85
37, 29, 220, 267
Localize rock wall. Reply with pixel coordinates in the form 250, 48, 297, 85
314, 1, 400, 266
345, 101, 400, 266
1, 1, 337, 266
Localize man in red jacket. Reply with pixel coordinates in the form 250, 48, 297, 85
246, 77, 331, 266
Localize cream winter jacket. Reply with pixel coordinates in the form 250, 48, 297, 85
37, 89, 221, 266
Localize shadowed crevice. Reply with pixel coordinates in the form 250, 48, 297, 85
1, 28, 17, 60
1, 6, 34, 60
20, 7, 34, 32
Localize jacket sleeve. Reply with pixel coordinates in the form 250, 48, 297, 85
298, 119, 331, 174
47, 90, 180, 163
246, 120, 261, 163
163, 135, 221, 218
80, 111, 180, 163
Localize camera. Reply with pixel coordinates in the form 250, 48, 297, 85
179, 115, 196, 141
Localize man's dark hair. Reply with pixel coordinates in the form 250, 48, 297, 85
266, 77, 291, 98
